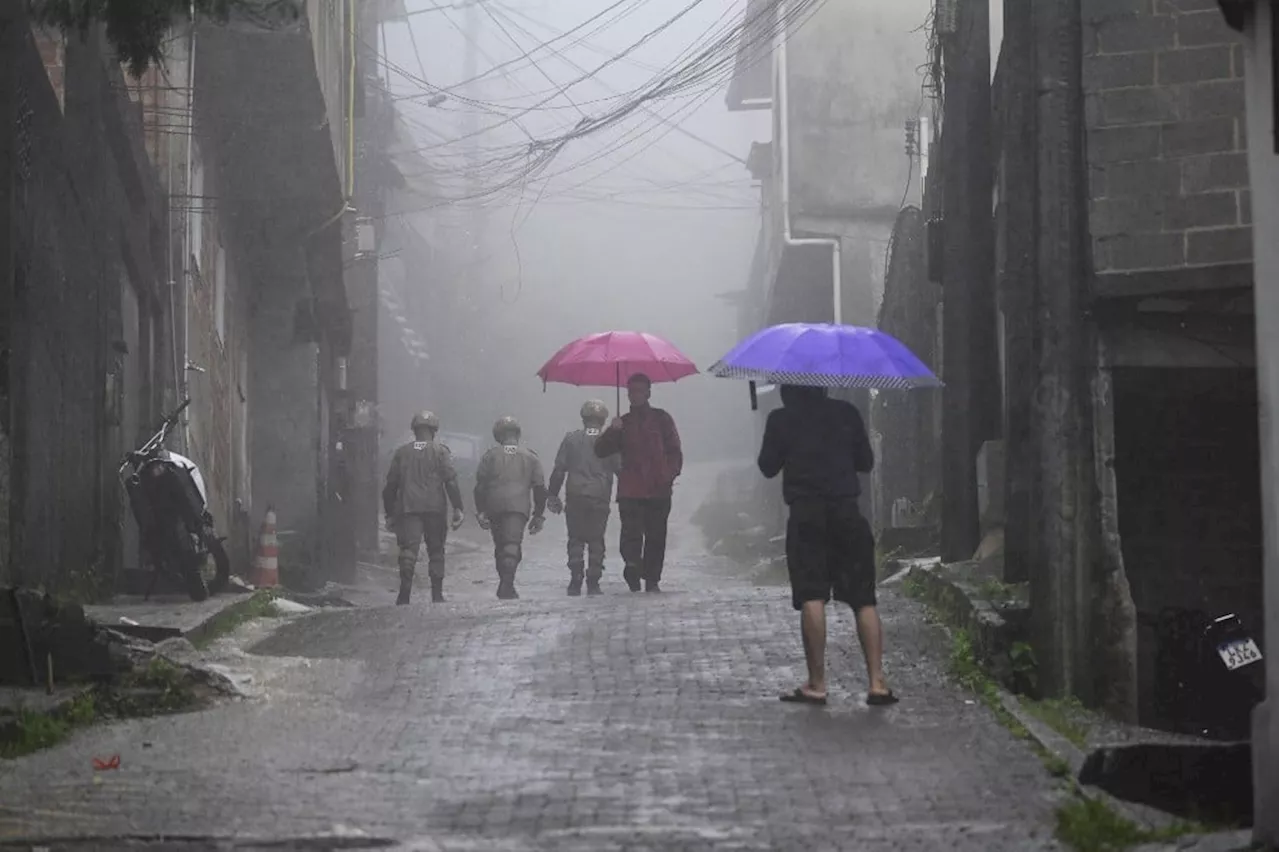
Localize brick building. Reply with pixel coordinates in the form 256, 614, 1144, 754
984, 0, 1264, 731
1216, 0, 1276, 842
1, 21, 173, 597
2, 2, 375, 597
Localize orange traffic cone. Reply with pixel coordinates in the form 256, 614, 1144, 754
253, 507, 279, 588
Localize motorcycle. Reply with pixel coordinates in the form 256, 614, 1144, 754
119, 398, 230, 602
1150, 607, 1265, 740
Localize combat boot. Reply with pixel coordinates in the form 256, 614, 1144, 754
396, 575, 413, 606
497, 579, 519, 600
586, 567, 603, 596
431, 577, 445, 603
622, 564, 642, 593
567, 570, 584, 597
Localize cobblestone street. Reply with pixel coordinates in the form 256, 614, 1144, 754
0, 474, 1066, 850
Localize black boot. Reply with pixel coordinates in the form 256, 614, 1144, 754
431, 577, 445, 603
586, 568, 603, 596
645, 579, 661, 593
567, 570, 584, 597
622, 564, 642, 593
497, 579, 519, 600
397, 574, 412, 605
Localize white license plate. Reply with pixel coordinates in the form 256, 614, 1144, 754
1217, 638, 1263, 671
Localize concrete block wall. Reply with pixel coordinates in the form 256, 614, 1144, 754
1111, 366, 1264, 734
1083, 0, 1253, 278
786, 0, 927, 221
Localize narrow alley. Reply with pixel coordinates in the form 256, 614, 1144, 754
0, 470, 1064, 851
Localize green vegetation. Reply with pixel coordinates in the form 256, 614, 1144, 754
2, 659, 210, 759
1021, 696, 1092, 750
977, 576, 1019, 607
190, 589, 280, 649
1054, 794, 1204, 852
1008, 640, 1039, 694
901, 570, 928, 599
31, 1, 300, 76
947, 628, 1030, 740
0, 691, 96, 759
907, 569, 1218, 850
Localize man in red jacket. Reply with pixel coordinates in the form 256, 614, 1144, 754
594, 372, 683, 593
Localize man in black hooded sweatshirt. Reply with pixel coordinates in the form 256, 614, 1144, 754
757, 384, 897, 706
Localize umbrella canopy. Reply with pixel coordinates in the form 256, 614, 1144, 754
708, 323, 941, 389
538, 331, 699, 388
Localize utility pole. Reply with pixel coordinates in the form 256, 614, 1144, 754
456, 0, 486, 430
939, 0, 996, 564
1000, 0, 1036, 585
1031, 0, 1092, 703
0, 0, 22, 586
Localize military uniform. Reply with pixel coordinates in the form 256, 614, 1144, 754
474, 418, 547, 599
549, 424, 618, 595
382, 417, 464, 604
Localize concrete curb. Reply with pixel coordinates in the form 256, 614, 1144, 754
899, 563, 1258, 850
997, 687, 1257, 850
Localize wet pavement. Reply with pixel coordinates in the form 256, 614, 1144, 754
0, 466, 1066, 851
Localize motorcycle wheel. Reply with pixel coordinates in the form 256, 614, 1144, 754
170, 519, 209, 603
205, 533, 231, 595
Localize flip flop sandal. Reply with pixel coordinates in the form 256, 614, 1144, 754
866, 691, 900, 706
780, 688, 828, 706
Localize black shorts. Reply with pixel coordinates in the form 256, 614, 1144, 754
785, 497, 877, 611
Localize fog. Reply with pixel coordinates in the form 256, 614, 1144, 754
376, 1, 770, 464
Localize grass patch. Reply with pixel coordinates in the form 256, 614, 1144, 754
1021, 696, 1092, 750
2, 659, 212, 759
977, 576, 1019, 607
901, 570, 928, 599
0, 691, 97, 759
190, 589, 280, 650
98, 657, 203, 717
1054, 793, 1205, 851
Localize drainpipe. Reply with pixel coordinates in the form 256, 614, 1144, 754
179, 4, 197, 453
775, 6, 843, 324
919, 115, 931, 203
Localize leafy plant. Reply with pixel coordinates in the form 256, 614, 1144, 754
1054, 794, 1202, 851
30, 0, 301, 76
1009, 640, 1039, 695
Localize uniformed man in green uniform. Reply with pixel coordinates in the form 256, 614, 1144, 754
474, 416, 547, 600
382, 411, 465, 605
548, 400, 618, 596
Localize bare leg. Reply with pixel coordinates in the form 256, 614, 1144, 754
854, 605, 890, 695
799, 600, 828, 696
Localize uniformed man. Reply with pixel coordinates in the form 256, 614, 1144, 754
547, 400, 619, 597
474, 416, 547, 600
382, 411, 465, 605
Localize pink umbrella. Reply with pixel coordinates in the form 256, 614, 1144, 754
537, 331, 699, 409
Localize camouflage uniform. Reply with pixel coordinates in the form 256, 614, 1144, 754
549, 419, 618, 595
474, 418, 547, 600
382, 422, 463, 604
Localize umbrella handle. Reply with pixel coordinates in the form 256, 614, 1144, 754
749, 381, 758, 411
616, 363, 621, 415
